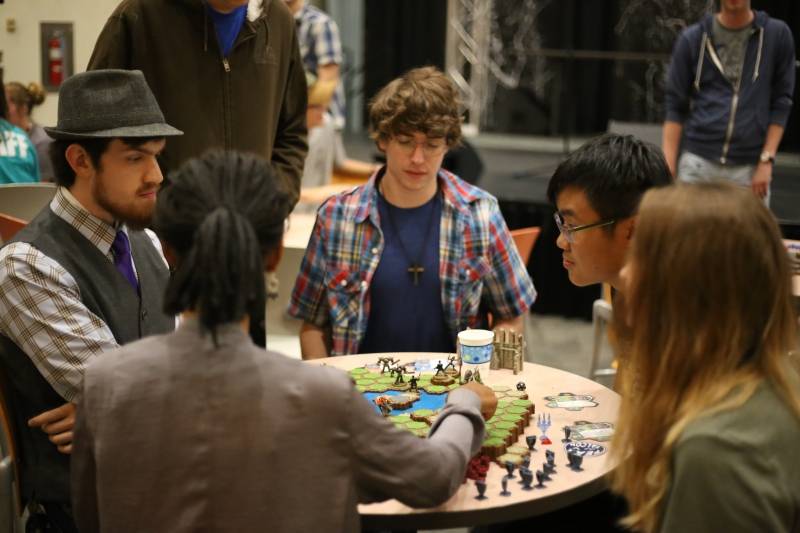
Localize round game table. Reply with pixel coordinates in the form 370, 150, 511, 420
306, 353, 622, 530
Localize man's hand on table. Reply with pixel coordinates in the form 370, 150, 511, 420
460, 382, 498, 420
29, 402, 76, 454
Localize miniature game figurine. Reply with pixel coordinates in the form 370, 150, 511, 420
537, 413, 552, 444
545, 449, 555, 466
500, 476, 511, 497
521, 455, 531, 470
534, 470, 545, 489
525, 435, 537, 451
461, 369, 473, 384
541, 464, 552, 481
543, 462, 556, 477
378, 356, 399, 374
434, 361, 447, 376
504, 460, 516, 479
374, 397, 392, 417
391, 365, 406, 385
516, 381, 526, 392
472, 369, 484, 384
568, 452, 584, 471
444, 355, 458, 373
520, 468, 533, 490
475, 478, 488, 500
519, 468, 533, 490
562, 426, 572, 442
408, 375, 419, 391
491, 328, 524, 374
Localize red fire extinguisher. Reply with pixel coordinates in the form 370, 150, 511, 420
48, 33, 64, 87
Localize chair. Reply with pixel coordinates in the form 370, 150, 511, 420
0, 184, 56, 222
510, 226, 541, 265
0, 369, 23, 533
0, 214, 27, 245
588, 298, 617, 388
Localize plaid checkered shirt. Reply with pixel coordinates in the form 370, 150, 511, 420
288, 169, 537, 355
0, 187, 164, 401
295, 3, 346, 129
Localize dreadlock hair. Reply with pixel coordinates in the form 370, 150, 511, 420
153, 150, 291, 342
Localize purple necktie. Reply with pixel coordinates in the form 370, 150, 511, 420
111, 230, 139, 293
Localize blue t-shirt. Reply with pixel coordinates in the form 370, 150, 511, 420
207, 4, 247, 57
0, 120, 40, 184
359, 190, 455, 354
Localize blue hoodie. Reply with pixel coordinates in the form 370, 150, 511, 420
665, 11, 795, 165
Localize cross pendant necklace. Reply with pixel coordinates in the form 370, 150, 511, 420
408, 264, 424, 285
380, 183, 439, 287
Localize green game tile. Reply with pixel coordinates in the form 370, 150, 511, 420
427, 385, 447, 394
493, 421, 516, 432
413, 409, 435, 418
406, 421, 428, 431
349, 367, 369, 375
505, 406, 528, 417
376, 376, 396, 385
482, 437, 505, 447
512, 399, 533, 409
489, 429, 512, 442
496, 453, 523, 466
507, 445, 530, 456
393, 414, 412, 424
355, 378, 375, 386
500, 414, 522, 425
491, 385, 511, 392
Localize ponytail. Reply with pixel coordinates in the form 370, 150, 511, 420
153, 151, 290, 342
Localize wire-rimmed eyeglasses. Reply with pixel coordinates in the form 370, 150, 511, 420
553, 212, 616, 243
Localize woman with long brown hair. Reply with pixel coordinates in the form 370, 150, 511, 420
610, 182, 800, 532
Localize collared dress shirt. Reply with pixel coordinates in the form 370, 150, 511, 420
288, 168, 537, 355
0, 187, 165, 400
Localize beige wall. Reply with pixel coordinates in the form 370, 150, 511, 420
0, 0, 120, 126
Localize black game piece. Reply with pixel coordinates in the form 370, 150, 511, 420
504, 460, 516, 479
545, 449, 555, 465
543, 462, 556, 476
534, 470, 546, 488
516, 381, 526, 392
500, 475, 511, 496
562, 426, 572, 442
525, 435, 537, 451
570, 452, 584, 471
475, 478, 488, 500
521, 455, 531, 470
521, 468, 534, 490
541, 464, 552, 480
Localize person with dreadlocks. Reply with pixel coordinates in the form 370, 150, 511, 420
70, 150, 497, 533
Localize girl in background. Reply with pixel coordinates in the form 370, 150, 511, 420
611, 182, 800, 533
0, 75, 39, 184
5, 81, 51, 181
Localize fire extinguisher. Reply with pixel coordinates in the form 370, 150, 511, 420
48, 33, 64, 87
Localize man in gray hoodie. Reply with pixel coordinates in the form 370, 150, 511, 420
662, 0, 795, 205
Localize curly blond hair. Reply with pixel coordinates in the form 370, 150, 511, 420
368, 66, 462, 148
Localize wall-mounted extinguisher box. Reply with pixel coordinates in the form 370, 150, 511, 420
40, 22, 74, 92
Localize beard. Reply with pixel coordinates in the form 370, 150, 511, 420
93, 176, 157, 231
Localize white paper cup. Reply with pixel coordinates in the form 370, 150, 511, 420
458, 329, 494, 379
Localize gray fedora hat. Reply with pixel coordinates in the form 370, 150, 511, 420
45, 69, 183, 140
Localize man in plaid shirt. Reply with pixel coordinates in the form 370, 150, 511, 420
289, 67, 536, 358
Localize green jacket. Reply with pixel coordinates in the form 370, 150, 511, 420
661, 379, 800, 532
89, 0, 307, 205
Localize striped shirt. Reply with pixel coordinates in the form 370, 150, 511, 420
295, 4, 346, 129
0, 187, 165, 400
288, 168, 537, 355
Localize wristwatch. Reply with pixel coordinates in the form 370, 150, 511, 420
759, 150, 775, 164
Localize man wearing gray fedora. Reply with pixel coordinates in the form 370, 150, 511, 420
0, 69, 181, 530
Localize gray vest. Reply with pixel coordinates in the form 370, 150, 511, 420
0, 206, 174, 504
